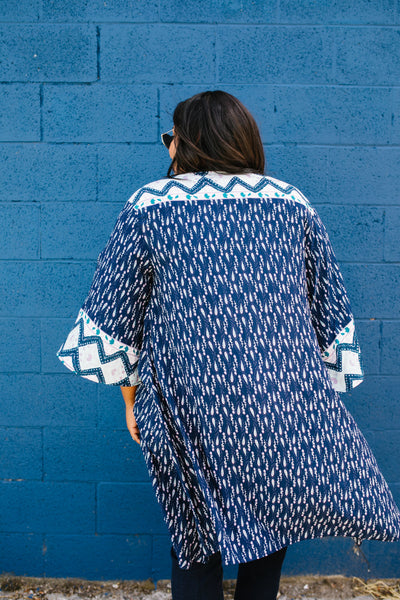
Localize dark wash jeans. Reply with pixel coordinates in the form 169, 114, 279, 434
170, 544, 288, 600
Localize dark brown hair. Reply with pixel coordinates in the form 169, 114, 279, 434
166, 90, 265, 178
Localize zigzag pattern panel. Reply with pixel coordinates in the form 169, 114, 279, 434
322, 319, 364, 391
128, 170, 314, 212
57, 309, 141, 386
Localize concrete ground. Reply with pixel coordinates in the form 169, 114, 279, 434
1, 573, 398, 600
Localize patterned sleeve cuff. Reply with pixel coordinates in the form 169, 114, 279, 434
321, 318, 364, 392
56, 309, 142, 386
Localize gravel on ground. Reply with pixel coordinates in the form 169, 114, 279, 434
1, 573, 400, 600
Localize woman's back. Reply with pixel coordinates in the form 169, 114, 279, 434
57, 168, 400, 570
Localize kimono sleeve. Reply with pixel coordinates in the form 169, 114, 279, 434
304, 207, 364, 392
56, 201, 153, 387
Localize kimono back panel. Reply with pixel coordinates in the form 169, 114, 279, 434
57, 171, 400, 570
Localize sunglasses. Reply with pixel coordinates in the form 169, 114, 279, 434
161, 128, 174, 149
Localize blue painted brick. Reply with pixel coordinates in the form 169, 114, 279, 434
266, 146, 329, 204
43, 85, 157, 142
0, 374, 42, 426
41, 203, 120, 259
381, 321, 400, 374
340, 264, 400, 319
371, 429, 400, 484
217, 27, 334, 84
0, 204, 39, 258
357, 376, 400, 431
279, 0, 396, 24
44, 534, 152, 579
0, 427, 42, 480
97, 483, 167, 534
152, 535, 176, 582
391, 484, 400, 506
0, 318, 40, 372
39, 374, 99, 426
328, 148, 400, 204
0, 374, 96, 427
393, 88, 400, 143
101, 25, 216, 83
282, 537, 369, 577
335, 28, 400, 85
0, 25, 97, 82
1, 0, 400, 579
41, 318, 75, 373
356, 319, 381, 378
0, 84, 40, 142
160, 0, 278, 23
0, 533, 44, 576
98, 144, 170, 203
0, 261, 95, 318
315, 205, 384, 262
368, 539, 400, 577
385, 207, 400, 261
272, 86, 392, 144
0, 481, 95, 533
0, 143, 97, 202
42, 0, 159, 22
43, 427, 150, 482
98, 385, 128, 428
0, 0, 40, 21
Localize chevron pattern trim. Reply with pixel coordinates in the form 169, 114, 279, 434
128, 171, 313, 212
321, 318, 364, 392
56, 309, 141, 386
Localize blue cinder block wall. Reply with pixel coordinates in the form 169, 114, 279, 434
0, 0, 399, 583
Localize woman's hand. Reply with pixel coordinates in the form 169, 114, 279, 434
120, 385, 140, 444
125, 405, 141, 444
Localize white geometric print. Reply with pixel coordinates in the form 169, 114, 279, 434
57, 309, 141, 386
322, 318, 364, 392
128, 170, 314, 213
57, 170, 400, 570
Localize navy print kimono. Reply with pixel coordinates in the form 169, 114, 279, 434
57, 170, 400, 570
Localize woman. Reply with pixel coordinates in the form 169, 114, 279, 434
57, 91, 400, 600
